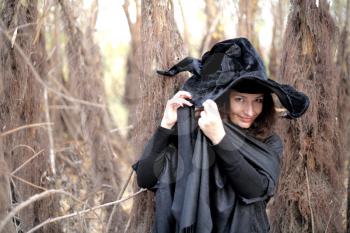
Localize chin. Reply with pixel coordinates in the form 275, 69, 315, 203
237, 122, 252, 128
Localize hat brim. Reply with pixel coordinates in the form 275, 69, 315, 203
182, 74, 309, 119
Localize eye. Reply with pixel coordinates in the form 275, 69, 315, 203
256, 98, 264, 103
234, 97, 244, 103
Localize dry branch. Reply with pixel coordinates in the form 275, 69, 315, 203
10, 175, 47, 192
105, 169, 134, 232
0, 123, 54, 138
44, 88, 56, 176
305, 167, 315, 233
26, 189, 146, 233
0, 190, 80, 232
11, 149, 45, 175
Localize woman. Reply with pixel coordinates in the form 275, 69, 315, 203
133, 38, 309, 233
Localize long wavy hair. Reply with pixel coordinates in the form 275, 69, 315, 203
217, 89, 277, 140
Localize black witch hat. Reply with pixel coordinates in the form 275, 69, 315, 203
157, 37, 309, 119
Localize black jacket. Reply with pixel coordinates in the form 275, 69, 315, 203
133, 107, 283, 233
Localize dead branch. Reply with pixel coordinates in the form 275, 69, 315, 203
109, 124, 134, 133
0, 122, 54, 137
26, 189, 147, 233
0, 189, 80, 232
11, 144, 36, 154
44, 88, 56, 176
10, 175, 47, 192
105, 169, 134, 232
11, 149, 45, 175
305, 167, 315, 233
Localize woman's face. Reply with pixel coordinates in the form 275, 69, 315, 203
229, 90, 264, 128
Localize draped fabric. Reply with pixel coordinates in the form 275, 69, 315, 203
151, 106, 282, 233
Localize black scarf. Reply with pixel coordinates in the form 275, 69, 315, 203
152, 106, 281, 233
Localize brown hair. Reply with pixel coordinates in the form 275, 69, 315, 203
217, 90, 277, 140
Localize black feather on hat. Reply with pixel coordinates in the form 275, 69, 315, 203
157, 37, 309, 119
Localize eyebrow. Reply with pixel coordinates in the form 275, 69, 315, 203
232, 94, 264, 98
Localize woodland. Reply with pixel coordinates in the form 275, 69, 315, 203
0, 0, 349, 232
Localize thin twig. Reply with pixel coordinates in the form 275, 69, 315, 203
0, 122, 54, 137
305, 167, 315, 233
26, 189, 147, 233
324, 201, 335, 233
109, 125, 134, 133
11, 149, 45, 175
11, 144, 36, 154
123, 216, 132, 233
49, 105, 79, 110
105, 170, 134, 233
44, 88, 56, 176
0, 190, 79, 232
10, 174, 47, 192
7, 23, 37, 32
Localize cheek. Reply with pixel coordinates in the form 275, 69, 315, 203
254, 104, 263, 116
229, 102, 239, 114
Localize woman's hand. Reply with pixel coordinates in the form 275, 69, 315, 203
198, 99, 226, 145
160, 91, 193, 129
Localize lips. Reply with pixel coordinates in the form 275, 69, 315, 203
239, 117, 253, 123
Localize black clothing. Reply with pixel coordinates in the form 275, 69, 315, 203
135, 125, 275, 199
133, 107, 283, 233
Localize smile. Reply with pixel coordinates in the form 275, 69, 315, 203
239, 117, 253, 123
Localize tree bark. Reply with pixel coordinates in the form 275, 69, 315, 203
127, 0, 186, 232
0, 139, 15, 233
0, 1, 61, 232
57, 0, 127, 232
123, 0, 143, 145
269, 0, 345, 232
337, 0, 350, 231
268, 0, 289, 80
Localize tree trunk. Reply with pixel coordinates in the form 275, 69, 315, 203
337, 0, 350, 231
0, 1, 61, 232
127, 0, 186, 232
268, 0, 289, 80
123, 0, 142, 146
237, 0, 261, 55
269, 0, 345, 232
57, 0, 127, 232
199, 0, 225, 55
0, 140, 15, 233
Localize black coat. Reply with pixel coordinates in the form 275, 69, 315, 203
133, 107, 283, 233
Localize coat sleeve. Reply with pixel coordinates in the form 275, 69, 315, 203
132, 125, 175, 189
210, 133, 283, 201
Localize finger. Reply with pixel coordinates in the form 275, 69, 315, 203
200, 110, 207, 119
174, 91, 192, 99
206, 99, 218, 110
171, 98, 193, 106
198, 117, 205, 129
203, 100, 219, 116
169, 102, 182, 110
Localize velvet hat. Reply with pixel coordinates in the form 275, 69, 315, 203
157, 37, 309, 119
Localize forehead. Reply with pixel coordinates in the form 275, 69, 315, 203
229, 90, 264, 98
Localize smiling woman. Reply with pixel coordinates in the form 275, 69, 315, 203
132, 38, 309, 233
229, 91, 264, 128
216, 79, 277, 139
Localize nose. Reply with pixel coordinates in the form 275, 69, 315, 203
244, 103, 256, 117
